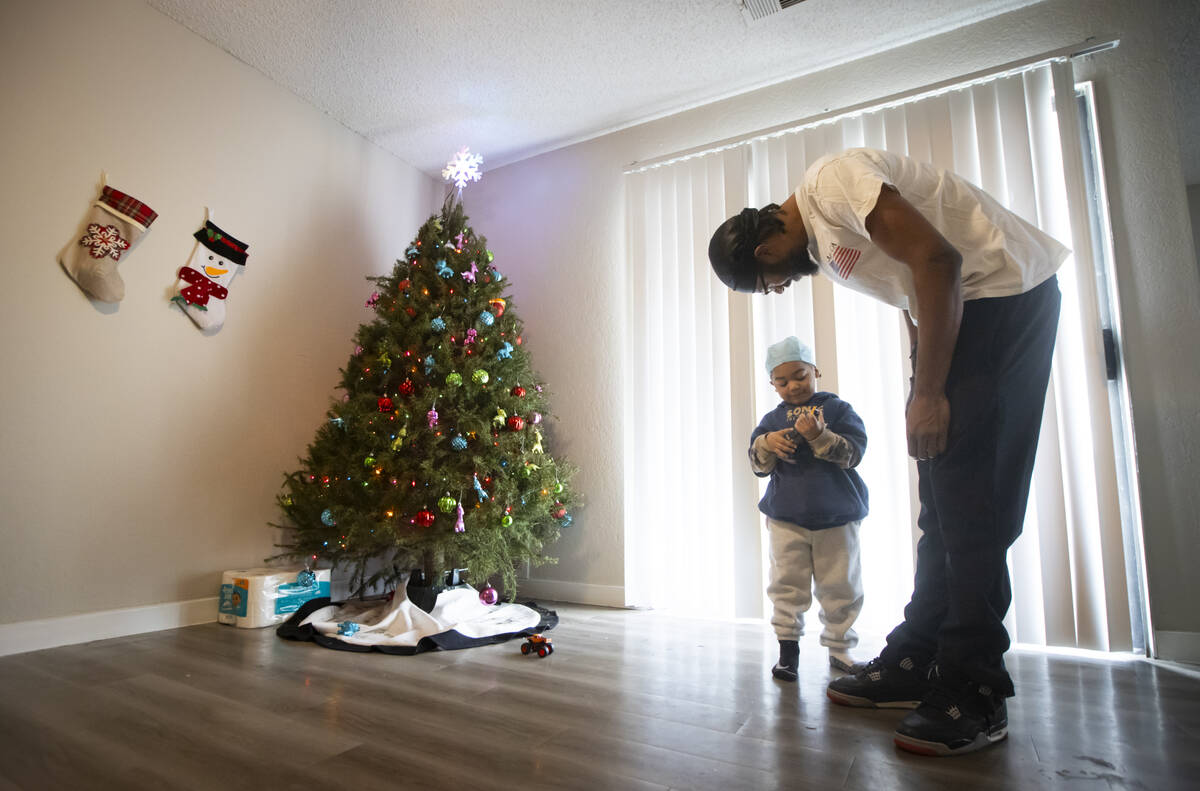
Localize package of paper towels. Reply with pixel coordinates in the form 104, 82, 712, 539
218, 567, 330, 628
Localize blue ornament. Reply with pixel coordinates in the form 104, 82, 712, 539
321, 508, 336, 526
560, 514, 574, 527
337, 621, 360, 636
296, 569, 316, 587
330, 417, 345, 429
424, 355, 435, 374
431, 317, 446, 332
473, 473, 490, 502
496, 341, 514, 361
477, 311, 495, 327
405, 245, 418, 257
451, 435, 468, 451
436, 259, 454, 278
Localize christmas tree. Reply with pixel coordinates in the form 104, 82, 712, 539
273, 189, 579, 599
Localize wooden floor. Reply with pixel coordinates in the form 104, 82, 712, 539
1, 603, 1196, 790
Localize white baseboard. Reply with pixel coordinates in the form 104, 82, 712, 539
0, 597, 219, 658
515, 578, 626, 608
1155, 630, 1200, 665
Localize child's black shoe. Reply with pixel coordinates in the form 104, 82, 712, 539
772, 639, 799, 682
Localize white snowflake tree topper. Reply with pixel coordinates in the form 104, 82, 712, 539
442, 147, 484, 192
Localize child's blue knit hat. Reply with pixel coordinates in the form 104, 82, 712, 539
765, 336, 816, 375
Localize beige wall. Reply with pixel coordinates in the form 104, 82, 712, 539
471, 0, 1200, 654
0, 0, 437, 627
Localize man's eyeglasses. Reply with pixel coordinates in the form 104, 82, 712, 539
757, 269, 769, 295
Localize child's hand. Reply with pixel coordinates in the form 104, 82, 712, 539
794, 407, 825, 441
764, 429, 800, 460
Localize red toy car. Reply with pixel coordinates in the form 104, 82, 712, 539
520, 633, 554, 657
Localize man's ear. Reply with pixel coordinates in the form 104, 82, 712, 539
813, 367, 821, 378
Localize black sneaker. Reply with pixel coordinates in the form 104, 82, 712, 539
826, 656, 929, 709
772, 639, 799, 682
893, 673, 1009, 756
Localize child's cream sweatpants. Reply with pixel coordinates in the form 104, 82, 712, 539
766, 516, 863, 648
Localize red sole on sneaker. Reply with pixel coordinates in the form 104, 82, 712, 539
893, 728, 1008, 757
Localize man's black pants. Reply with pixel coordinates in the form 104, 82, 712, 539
880, 276, 1061, 697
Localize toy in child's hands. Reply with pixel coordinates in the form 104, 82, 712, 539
520, 634, 554, 657
793, 405, 825, 440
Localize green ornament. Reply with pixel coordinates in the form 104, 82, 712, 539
281, 496, 293, 507
472, 369, 489, 385
486, 250, 494, 262
554, 482, 564, 494
446, 372, 463, 386
364, 455, 376, 467
520, 466, 533, 478
501, 515, 514, 527
438, 495, 457, 514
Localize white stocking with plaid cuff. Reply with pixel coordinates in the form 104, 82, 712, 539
59, 185, 157, 303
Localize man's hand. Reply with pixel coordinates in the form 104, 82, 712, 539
794, 407, 825, 441
906, 392, 950, 460
763, 429, 800, 459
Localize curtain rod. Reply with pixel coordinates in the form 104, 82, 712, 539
624, 36, 1119, 174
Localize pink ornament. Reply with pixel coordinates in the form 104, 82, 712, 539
455, 503, 465, 533
365, 291, 380, 307
427, 408, 439, 428
464, 328, 477, 345
530, 412, 543, 425
479, 584, 499, 605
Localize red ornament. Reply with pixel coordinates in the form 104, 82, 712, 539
406, 307, 416, 316
398, 379, 415, 396
551, 503, 567, 519
398, 279, 411, 290
511, 385, 526, 397
415, 509, 436, 527
506, 415, 525, 431
377, 396, 394, 412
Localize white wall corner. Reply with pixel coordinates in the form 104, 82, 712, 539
1154, 630, 1200, 665
0, 598, 219, 658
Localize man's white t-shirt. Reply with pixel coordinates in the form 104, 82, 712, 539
793, 148, 1069, 319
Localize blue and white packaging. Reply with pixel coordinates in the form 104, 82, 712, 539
218, 567, 331, 628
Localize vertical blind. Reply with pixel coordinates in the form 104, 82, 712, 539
623, 63, 1133, 651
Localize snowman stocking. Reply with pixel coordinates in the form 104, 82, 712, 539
59, 185, 158, 303
171, 220, 248, 331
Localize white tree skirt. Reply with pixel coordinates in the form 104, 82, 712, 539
277, 576, 553, 654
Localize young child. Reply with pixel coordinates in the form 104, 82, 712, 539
750, 336, 869, 682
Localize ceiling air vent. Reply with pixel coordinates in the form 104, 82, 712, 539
741, 0, 807, 25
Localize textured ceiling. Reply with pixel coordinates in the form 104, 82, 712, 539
146, 0, 1055, 176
